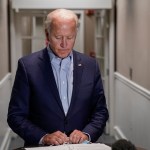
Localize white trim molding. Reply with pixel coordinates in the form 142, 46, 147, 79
114, 126, 127, 140
114, 72, 150, 100
0, 73, 11, 89
0, 128, 11, 150
0, 73, 12, 150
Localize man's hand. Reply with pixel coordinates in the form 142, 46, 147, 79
42, 131, 69, 145
69, 129, 89, 144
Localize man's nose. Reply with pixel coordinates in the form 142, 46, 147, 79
60, 38, 67, 48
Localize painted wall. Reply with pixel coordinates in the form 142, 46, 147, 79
116, 0, 150, 90
0, 0, 9, 80
115, 0, 150, 149
114, 73, 150, 149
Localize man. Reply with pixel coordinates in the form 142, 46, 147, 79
7, 9, 109, 146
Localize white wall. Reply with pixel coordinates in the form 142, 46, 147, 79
114, 73, 150, 149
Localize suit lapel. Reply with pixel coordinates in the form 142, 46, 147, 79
37, 49, 84, 118
67, 51, 84, 118
38, 48, 65, 117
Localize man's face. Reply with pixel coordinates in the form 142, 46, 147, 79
46, 18, 77, 58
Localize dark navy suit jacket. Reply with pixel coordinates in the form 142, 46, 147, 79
7, 48, 109, 146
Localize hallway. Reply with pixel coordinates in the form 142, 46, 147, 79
0, 0, 150, 149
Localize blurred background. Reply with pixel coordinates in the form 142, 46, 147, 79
0, 0, 150, 149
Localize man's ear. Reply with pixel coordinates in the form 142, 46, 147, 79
45, 29, 49, 46
45, 29, 49, 41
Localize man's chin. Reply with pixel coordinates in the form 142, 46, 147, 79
58, 53, 70, 59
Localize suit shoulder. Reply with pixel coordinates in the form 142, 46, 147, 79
73, 50, 97, 63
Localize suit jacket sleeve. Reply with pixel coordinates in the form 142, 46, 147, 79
7, 59, 47, 145
82, 59, 109, 142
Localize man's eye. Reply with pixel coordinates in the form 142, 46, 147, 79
67, 37, 73, 40
55, 37, 62, 39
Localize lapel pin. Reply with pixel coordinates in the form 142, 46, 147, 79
78, 64, 82, 66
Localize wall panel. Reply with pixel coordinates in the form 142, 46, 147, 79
114, 73, 150, 149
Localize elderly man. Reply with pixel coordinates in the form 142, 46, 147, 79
7, 9, 109, 146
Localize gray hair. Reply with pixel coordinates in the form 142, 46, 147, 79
44, 9, 79, 34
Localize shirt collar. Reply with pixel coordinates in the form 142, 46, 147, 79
47, 45, 73, 64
